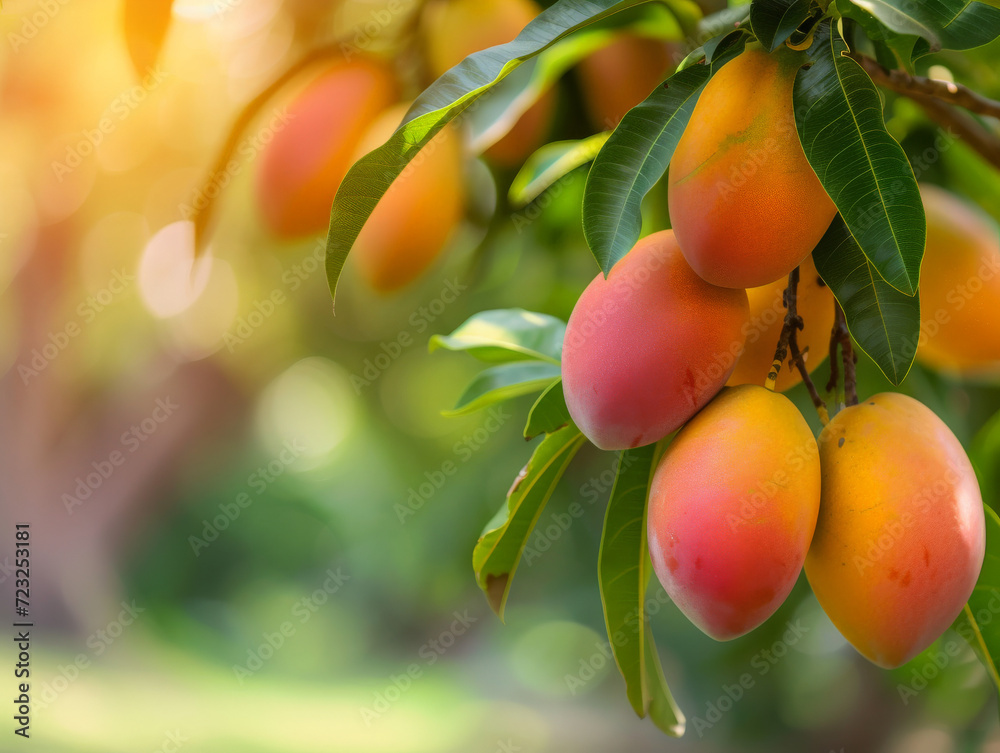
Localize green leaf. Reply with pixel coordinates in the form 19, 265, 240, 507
910, 0, 1000, 55
846, 0, 942, 49
598, 442, 684, 736
444, 362, 561, 416
583, 36, 745, 275
429, 309, 566, 364
509, 133, 611, 208
750, 0, 814, 51
952, 505, 1000, 695
324, 0, 666, 306
524, 380, 571, 439
794, 23, 925, 296
473, 425, 586, 619
812, 214, 920, 385
971, 409, 1000, 513
696, 5, 751, 41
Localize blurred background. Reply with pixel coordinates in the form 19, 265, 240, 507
1, 0, 1000, 751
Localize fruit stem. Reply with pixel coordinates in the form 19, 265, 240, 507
765, 267, 829, 424
830, 301, 859, 408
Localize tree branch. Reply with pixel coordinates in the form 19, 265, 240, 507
831, 301, 858, 408
849, 52, 1000, 120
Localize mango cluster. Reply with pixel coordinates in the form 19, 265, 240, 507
561, 43, 987, 667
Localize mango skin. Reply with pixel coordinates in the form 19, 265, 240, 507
916, 184, 1000, 373
667, 44, 837, 289
727, 255, 835, 391
578, 33, 676, 128
648, 385, 821, 640
805, 393, 985, 668
421, 0, 553, 167
562, 230, 749, 450
255, 57, 398, 238
351, 105, 465, 293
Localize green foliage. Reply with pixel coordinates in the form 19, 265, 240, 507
794, 23, 925, 297
472, 424, 586, 619
750, 0, 815, 51
510, 134, 610, 208
598, 441, 685, 735
443, 362, 561, 416
524, 380, 571, 439
972, 410, 1000, 513
812, 215, 920, 384
429, 309, 565, 364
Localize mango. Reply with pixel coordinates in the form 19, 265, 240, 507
648, 385, 821, 640
916, 184, 1000, 373
806, 393, 985, 668
351, 105, 465, 293
562, 230, 749, 450
421, 0, 553, 167
577, 33, 676, 128
727, 255, 834, 391
255, 57, 398, 238
667, 44, 836, 289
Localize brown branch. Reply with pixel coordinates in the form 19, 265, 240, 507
766, 267, 829, 422
848, 52, 1000, 170
831, 301, 859, 407
849, 52, 1000, 120
191, 42, 347, 252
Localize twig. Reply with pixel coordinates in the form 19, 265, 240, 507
191, 42, 346, 252
831, 301, 859, 407
848, 52, 1000, 171
766, 267, 829, 423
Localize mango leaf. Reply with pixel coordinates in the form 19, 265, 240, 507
695, 5, 750, 41
324, 0, 675, 305
846, 0, 941, 49
583, 34, 745, 275
911, 0, 1000, 56
444, 362, 561, 416
750, 0, 814, 51
952, 505, 1000, 695
794, 24, 925, 296
473, 425, 586, 619
510, 133, 611, 208
429, 309, 565, 364
971, 409, 1000, 513
524, 380, 571, 439
812, 214, 920, 385
123, 0, 174, 77
598, 442, 684, 736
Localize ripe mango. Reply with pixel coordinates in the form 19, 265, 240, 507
806, 393, 985, 668
561, 230, 749, 450
351, 105, 465, 293
578, 33, 676, 128
648, 385, 821, 640
421, 0, 553, 167
667, 44, 836, 288
916, 184, 1000, 374
727, 255, 834, 391
255, 57, 398, 238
